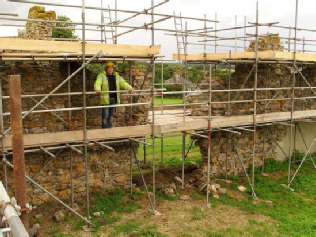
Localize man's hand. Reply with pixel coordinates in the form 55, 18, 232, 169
129, 88, 134, 93
96, 90, 101, 94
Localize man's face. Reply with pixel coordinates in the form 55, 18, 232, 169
106, 65, 114, 75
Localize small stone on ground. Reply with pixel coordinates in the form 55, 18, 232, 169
180, 195, 191, 200
238, 185, 246, 192
218, 188, 227, 195
54, 210, 65, 223
93, 212, 101, 217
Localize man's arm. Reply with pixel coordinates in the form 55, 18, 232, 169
119, 75, 134, 92
94, 73, 103, 94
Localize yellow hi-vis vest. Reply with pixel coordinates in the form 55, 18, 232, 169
94, 71, 132, 105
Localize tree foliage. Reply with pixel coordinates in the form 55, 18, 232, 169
52, 15, 78, 39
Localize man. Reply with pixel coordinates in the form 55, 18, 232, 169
94, 61, 134, 128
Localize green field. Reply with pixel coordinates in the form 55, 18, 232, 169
154, 97, 183, 105
137, 132, 201, 168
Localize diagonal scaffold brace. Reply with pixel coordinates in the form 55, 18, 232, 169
130, 145, 159, 215
4, 160, 95, 227
230, 135, 257, 199
288, 138, 316, 187
2, 50, 103, 136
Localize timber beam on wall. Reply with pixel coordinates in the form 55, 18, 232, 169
173, 51, 316, 62
1, 110, 315, 150
0, 38, 161, 57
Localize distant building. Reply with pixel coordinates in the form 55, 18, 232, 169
165, 71, 197, 91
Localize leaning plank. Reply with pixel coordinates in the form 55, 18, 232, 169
173, 51, 316, 62
0, 38, 161, 56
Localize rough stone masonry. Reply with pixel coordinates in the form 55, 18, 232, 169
0, 6, 151, 205
187, 36, 315, 178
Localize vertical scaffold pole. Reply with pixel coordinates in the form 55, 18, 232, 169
161, 62, 164, 168
235, 15, 237, 52
100, 0, 104, 43
244, 15, 247, 51
181, 22, 188, 188
129, 62, 133, 195
151, 0, 156, 213
115, 0, 118, 44
252, 1, 259, 191
288, 0, 299, 183
82, 0, 90, 223
0, 76, 8, 191
68, 62, 74, 207
206, 64, 212, 206
288, 27, 291, 52
9, 75, 29, 232
225, 133, 229, 180
161, 62, 164, 115
215, 13, 217, 53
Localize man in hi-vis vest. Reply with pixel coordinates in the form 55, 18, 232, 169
94, 61, 134, 128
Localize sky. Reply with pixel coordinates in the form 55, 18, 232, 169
0, 0, 316, 59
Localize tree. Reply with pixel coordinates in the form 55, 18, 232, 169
52, 15, 78, 39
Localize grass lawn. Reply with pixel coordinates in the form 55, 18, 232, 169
40, 140, 316, 236
155, 97, 183, 105
137, 132, 201, 168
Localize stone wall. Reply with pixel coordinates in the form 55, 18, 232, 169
18, 6, 56, 40
0, 61, 151, 204
0, 62, 151, 133
5, 144, 133, 205
187, 36, 315, 177
0, 5, 152, 205
187, 64, 315, 117
247, 35, 284, 52
193, 126, 287, 177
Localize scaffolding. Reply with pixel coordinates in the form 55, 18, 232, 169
0, 0, 315, 231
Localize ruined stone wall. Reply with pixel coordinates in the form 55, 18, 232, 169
187, 35, 315, 176
193, 126, 287, 177
188, 63, 315, 176
0, 61, 151, 204
0, 62, 151, 132
188, 64, 316, 117
247, 35, 284, 52
0, 5, 152, 205
18, 6, 56, 40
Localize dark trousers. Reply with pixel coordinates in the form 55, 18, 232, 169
102, 98, 116, 128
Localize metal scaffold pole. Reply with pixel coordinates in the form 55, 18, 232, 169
244, 15, 247, 51
129, 62, 133, 195
160, 62, 164, 168
181, 21, 188, 188
151, 0, 157, 214
288, 0, 299, 184
206, 64, 212, 207
82, 0, 90, 224
252, 1, 259, 193
68, 62, 74, 208
235, 15, 237, 52
215, 13, 217, 53
0, 76, 8, 191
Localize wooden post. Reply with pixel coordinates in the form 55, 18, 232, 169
9, 75, 29, 232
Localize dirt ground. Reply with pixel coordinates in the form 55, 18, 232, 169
31, 166, 279, 236
34, 192, 278, 236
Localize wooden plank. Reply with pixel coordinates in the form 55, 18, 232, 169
159, 110, 316, 133
2, 125, 154, 149
173, 51, 316, 62
0, 38, 161, 56
1, 110, 315, 150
